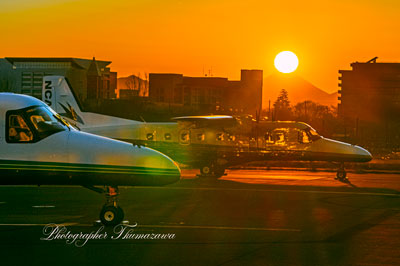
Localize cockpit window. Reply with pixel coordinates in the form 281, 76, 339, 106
298, 130, 311, 144
297, 128, 321, 144
26, 107, 66, 136
264, 129, 287, 145
307, 128, 321, 141
6, 105, 68, 143
8, 114, 33, 142
274, 131, 286, 144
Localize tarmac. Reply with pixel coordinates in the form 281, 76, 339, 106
0, 169, 399, 266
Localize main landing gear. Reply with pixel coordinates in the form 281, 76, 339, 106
199, 163, 226, 178
83, 185, 125, 226
335, 163, 348, 182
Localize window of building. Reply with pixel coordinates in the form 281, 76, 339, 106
183, 87, 191, 105
158, 88, 165, 102
174, 86, 183, 104
15, 62, 71, 69
21, 72, 52, 97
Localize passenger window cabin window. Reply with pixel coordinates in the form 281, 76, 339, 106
197, 133, 205, 141
216, 133, 224, 141
181, 132, 189, 142
146, 133, 154, 140
8, 114, 33, 143
264, 132, 274, 144
274, 132, 286, 144
164, 133, 171, 140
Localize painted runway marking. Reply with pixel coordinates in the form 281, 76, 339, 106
0, 223, 77, 226
137, 224, 301, 232
0, 222, 300, 232
32, 205, 55, 208
75, 223, 300, 232
134, 186, 400, 197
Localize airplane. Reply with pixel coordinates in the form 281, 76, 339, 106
42, 76, 373, 182
0, 93, 181, 226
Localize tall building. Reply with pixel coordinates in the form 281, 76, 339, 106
338, 57, 400, 123
239, 69, 263, 114
149, 74, 184, 105
149, 70, 263, 115
0, 57, 117, 101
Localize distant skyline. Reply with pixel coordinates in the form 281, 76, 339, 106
1, 0, 399, 93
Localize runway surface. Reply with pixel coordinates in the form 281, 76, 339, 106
0, 169, 399, 266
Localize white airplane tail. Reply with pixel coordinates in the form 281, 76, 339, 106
42, 76, 142, 137
43, 76, 85, 125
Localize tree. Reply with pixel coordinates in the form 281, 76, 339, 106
292, 100, 339, 137
124, 72, 149, 97
273, 89, 292, 120
141, 72, 149, 97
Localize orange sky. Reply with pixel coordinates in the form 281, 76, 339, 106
1, 0, 399, 93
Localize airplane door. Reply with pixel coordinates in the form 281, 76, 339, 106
0, 120, 3, 143
179, 129, 190, 145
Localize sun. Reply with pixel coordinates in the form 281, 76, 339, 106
274, 51, 299, 73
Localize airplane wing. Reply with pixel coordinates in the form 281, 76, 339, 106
171, 115, 237, 128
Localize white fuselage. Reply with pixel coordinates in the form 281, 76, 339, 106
42, 76, 372, 169
0, 93, 181, 186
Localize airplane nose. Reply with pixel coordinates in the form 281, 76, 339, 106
131, 145, 181, 185
355, 145, 373, 162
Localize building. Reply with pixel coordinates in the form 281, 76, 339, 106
338, 57, 400, 123
0, 57, 117, 101
149, 69, 263, 115
238, 69, 263, 113
119, 89, 140, 99
149, 74, 184, 105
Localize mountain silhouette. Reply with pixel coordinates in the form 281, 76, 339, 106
263, 74, 338, 107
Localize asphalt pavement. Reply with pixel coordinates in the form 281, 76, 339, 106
0, 169, 399, 266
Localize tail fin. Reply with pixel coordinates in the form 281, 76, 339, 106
43, 76, 85, 125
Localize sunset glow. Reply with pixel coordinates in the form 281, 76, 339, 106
0, 0, 399, 93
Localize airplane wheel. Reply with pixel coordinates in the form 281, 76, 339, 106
100, 205, 124, 226
336, 170, 347, 181
200, 165, 212, 176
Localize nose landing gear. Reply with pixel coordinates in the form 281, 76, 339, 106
335, 163, 348, 182
83, 185, 125, 226
99, 186, 125, 226
199, 163, 226, 178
